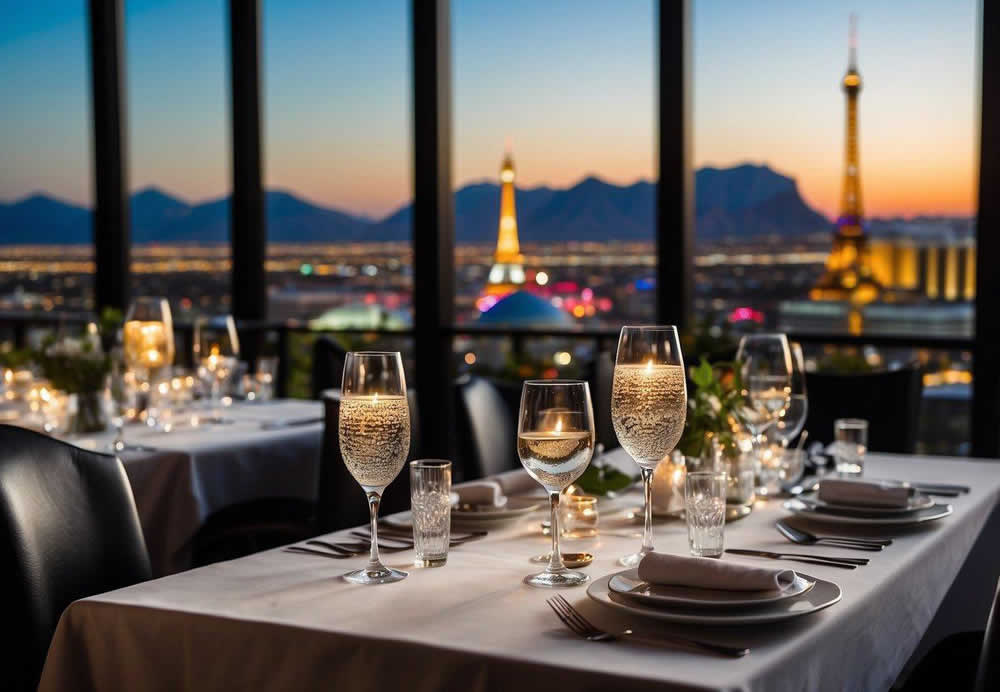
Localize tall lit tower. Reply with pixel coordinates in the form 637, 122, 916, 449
812, 15, 880, 312
485, 145, 526, 296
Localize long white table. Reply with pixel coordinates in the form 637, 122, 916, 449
39, 451, 1000, 691
68, 399, 324, 575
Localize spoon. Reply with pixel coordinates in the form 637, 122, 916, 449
776, 520, 890, 550
529, 552, 595, 568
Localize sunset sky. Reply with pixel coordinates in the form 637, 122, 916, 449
0, 0, 979, 221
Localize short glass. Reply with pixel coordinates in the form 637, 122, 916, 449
834, 418, 868, 476
560, 495, 598, 538
685, 471, 727, 558
410, 459, 452, 567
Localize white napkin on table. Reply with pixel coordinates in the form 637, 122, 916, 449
493, 468, 542, 497
818, 478, 913, 508
454, 480, 508, 507
638, 552, 797, 592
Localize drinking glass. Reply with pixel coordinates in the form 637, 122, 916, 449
611, 326, 687, 567
123, 297, 174, 412
685, 471, 727, 557
736, 333, 792, 492
774, 342, 808, 448
410, 459, 452, 567
518, 380, 595, 587
339, 351, 410, 585
194, 315, 240, 420
834, 418, 868, 476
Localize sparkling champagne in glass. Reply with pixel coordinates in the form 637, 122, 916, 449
123, 297, 174, 422
339, 351, 410, 585
611, 326, 687, 568
518, 380, 595, 588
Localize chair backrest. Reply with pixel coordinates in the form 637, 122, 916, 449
317, 389, 420, 533
803, 366, 923, 453
591, 351, 617, 451
311, 336, 347, 400
0, 425, 151, 691
455, 376, 519, 480
975, 575, 1000, 692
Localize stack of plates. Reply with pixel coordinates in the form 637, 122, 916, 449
587, 568, 842, 625
783, 492, 952, 526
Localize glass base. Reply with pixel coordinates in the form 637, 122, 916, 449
343, 564, 408, 585
414, 556, 447, 568
618, 548, 652, 568
523, 569, 589, 588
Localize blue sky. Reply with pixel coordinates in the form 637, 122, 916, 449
0, 0, 979, 219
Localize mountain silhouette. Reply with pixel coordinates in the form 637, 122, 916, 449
0, 164, 829, 245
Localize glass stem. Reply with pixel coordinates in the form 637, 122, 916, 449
366, 491, 382, 569
547, 491, 566, 573
641, 467, 655, 554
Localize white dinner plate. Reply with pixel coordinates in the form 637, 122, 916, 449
385, 496, 543, 530
784, 499, 953, 526
588, 571, 841, 626
805, 491, 935, 515
608, 568, 815, 609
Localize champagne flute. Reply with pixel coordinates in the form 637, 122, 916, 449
736, 334, 793, 486
339, 351, 410, 585
123, 297, 174, 421
518, 380, 595, 587
611, 326, 687, 568
194, 315, 240, 421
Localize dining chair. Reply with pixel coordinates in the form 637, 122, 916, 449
0, 424, 151, 691
455, 375, 519, 480
310, 336, 347, 399
803, 365, 923, 453
974, 575, 1000, 691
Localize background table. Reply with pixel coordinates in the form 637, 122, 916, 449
39, 451, 1000, 692
69, 399, 324, 575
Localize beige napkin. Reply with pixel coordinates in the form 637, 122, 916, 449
818, 478, 913, 508
638, 552, 797, 592
454, 480, 507, 507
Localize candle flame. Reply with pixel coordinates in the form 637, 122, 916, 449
555, 417, 563, 433
645, 359, 654, 374
373, 392, 379, 404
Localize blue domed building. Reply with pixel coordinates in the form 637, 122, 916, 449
477, 290, 573, 327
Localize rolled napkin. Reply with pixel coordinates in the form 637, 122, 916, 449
818, 478, 913, 508
454, 480, 507, 507
638, 552, 797, 592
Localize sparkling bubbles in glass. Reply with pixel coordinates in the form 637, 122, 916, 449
611, 326, 687, 567
518, 380, 595, 587
339, 352, 411, 585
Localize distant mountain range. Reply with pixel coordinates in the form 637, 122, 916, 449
0, 164, 832, 245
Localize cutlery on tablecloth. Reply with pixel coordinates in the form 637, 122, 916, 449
725, 549, 864, 569
307, 538, 411, 554
909, 482, 970, 494
259, 417, 324, 430
284, 546, 354, 560
776, 520, 889, 551
546, 595, 749, 658
351, 530, 485, 546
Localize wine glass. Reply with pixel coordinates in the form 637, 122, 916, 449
736, 333, 793, 485
518, 380, 595, 587
774, 341, 807, 448
123, 297, 174, 419
194, 315, 240, 421
339, 351, 411, 585
611, 326, 687, 568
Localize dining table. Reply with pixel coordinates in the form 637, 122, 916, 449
39, 449, 1000, 692
64, 398, 325, 575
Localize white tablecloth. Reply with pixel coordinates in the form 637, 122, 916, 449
68, 399, 324, 575
39, 451, 1000, 692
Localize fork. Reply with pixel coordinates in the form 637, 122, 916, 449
546, 595, 749, 658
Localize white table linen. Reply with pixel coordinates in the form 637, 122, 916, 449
39, 452, 1000, 692
68, 399, 324, 574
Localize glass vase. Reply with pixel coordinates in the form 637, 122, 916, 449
69, 390, 108, 434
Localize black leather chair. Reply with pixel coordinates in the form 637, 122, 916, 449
975, 575, 1000, 691
0, 425, 151, 691
191, 497, 316, 567
590, 351, 617, 451
311, 336, 347, 400
803, 366, 923, 453
455, 375, 519, 480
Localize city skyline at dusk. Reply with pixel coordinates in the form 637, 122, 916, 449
0, 0, 979, 222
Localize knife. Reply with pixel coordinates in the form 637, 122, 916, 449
726, 548, 865, 569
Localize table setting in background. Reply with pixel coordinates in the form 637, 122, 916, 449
37, 327, 1000, 691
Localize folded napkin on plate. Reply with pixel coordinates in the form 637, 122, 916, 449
493, 468, 542, 497
638, 552, 797, 592
454, 480, 508, 507
817, 478, 913, 508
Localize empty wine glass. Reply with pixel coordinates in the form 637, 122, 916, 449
518, 380, 595, 587
736, 333, 793, 491
774, 342, 808, 448
339, 352, 410, 585
194, 315, 240, 421
611, 326, 687, 568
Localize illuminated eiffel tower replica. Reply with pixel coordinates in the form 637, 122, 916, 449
485, 146, 527, 296
810, 16, 881, 332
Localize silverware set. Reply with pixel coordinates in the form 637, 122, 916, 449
776, 520, 891, 551
725, 548, 869, 570
546, 594, 750, 658
284, 526, 487, 559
